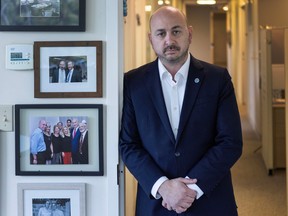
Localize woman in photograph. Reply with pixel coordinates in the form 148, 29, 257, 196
51, 125, 62, 164
43, 123, 52, 164
62, 126, 72, 164
37, 199, 52, 216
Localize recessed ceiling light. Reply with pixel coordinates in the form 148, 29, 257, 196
197, 0, 216, 5
145, 5, 152, 12
223, 5, 229, 11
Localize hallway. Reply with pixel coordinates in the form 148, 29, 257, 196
232, 106, 286, 215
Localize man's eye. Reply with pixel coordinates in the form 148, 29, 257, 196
157, 32, 165, 37
173, 30, 180, 35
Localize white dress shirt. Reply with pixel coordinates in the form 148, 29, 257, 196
58, 69, 66, 83
151, 54, 204, 200
66, 69, 74, 82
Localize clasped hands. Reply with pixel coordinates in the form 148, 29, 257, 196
158, 177, 197, 214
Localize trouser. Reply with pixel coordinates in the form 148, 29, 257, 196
30, 151, 46, 164
72, 152, 79, 164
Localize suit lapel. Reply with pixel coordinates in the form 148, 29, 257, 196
176, 57, 205, 143
145, 60, 175, 143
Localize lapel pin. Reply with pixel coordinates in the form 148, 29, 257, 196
194, 78, 200, 83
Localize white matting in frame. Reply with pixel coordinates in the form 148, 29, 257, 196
15, 104, 104, 176
40, 46, 97, 93
34, 41, 103, 98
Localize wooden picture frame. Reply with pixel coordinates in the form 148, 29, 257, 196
0, 0, 86, 31
15, 104, 104, 176
34, 41, 103, 98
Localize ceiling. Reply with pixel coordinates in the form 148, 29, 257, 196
146, 0, 231, 12
185, 0, 230, 4
184, 0, 230, 11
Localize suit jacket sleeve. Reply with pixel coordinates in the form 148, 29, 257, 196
184, 68, 243, 197
119, 70, 167, 198
71, 69, 82, 82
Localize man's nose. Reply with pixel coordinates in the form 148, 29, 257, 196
164, 33, 175, 45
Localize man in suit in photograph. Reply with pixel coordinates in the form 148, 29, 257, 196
78, 122, 88, 164
51, 60, 67, 83
66, 61, 82, 82
119, 6, 243, 216
71, 118, 81, 164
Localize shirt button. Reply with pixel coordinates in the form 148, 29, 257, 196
175, 152, 181, 157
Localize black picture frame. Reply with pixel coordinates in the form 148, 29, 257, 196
15, 104, 104, 176
34, 41, 103, 98
0, 0, 86, 31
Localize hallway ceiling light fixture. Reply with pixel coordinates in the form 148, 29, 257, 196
165, 0, 171, 4
158, 0, 164, 5
223, 4, 229, 11
196, 0, 216, 5
145, 5, 152, 12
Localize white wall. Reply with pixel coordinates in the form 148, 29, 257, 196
0, 0, 122, 215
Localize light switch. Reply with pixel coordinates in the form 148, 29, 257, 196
0, 105, 13, 132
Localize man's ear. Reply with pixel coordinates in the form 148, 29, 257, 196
188, 26, 193, 43
148, 32, 152, 44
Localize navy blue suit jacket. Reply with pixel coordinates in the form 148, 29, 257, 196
119, 55, 243, 216
71, 128, 81, 154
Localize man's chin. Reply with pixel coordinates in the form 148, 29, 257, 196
164, 55, 179, 62
164, 51, 179, 56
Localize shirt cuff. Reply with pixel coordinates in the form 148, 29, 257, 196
151, 176, 169, 199
185, 176, 204, 199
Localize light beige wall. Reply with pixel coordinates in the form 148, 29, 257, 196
124, 0, 136, 72
211, 13, 227, 67
186, 5, 212, 63
259, 0, 288, 27
0, 1, 122, 215
250, 0, 261, 136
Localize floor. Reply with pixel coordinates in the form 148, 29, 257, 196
232, 108, 286, 216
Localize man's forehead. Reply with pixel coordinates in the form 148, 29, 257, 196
154, 24, 183, 31
151, 16, 185, 29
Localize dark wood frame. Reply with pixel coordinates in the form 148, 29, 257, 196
0, 0, 86, 31
34, 41, 103, 98
15, 104, 104, 176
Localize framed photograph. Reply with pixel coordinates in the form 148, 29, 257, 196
34, 41, 103, 98
0, 0, 85, 31
18, 183, 85, 216
15, 104, 104, 176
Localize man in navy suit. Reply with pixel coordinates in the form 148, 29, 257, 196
66, 61, 82, 82
71, 118, 81, 164
119, 6, 242, 216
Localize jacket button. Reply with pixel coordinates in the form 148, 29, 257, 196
175, 152, 180, 157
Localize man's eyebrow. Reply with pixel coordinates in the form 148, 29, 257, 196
154, 28, 165, 33
171, 25, 183, 30
154, 25, 182, 32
